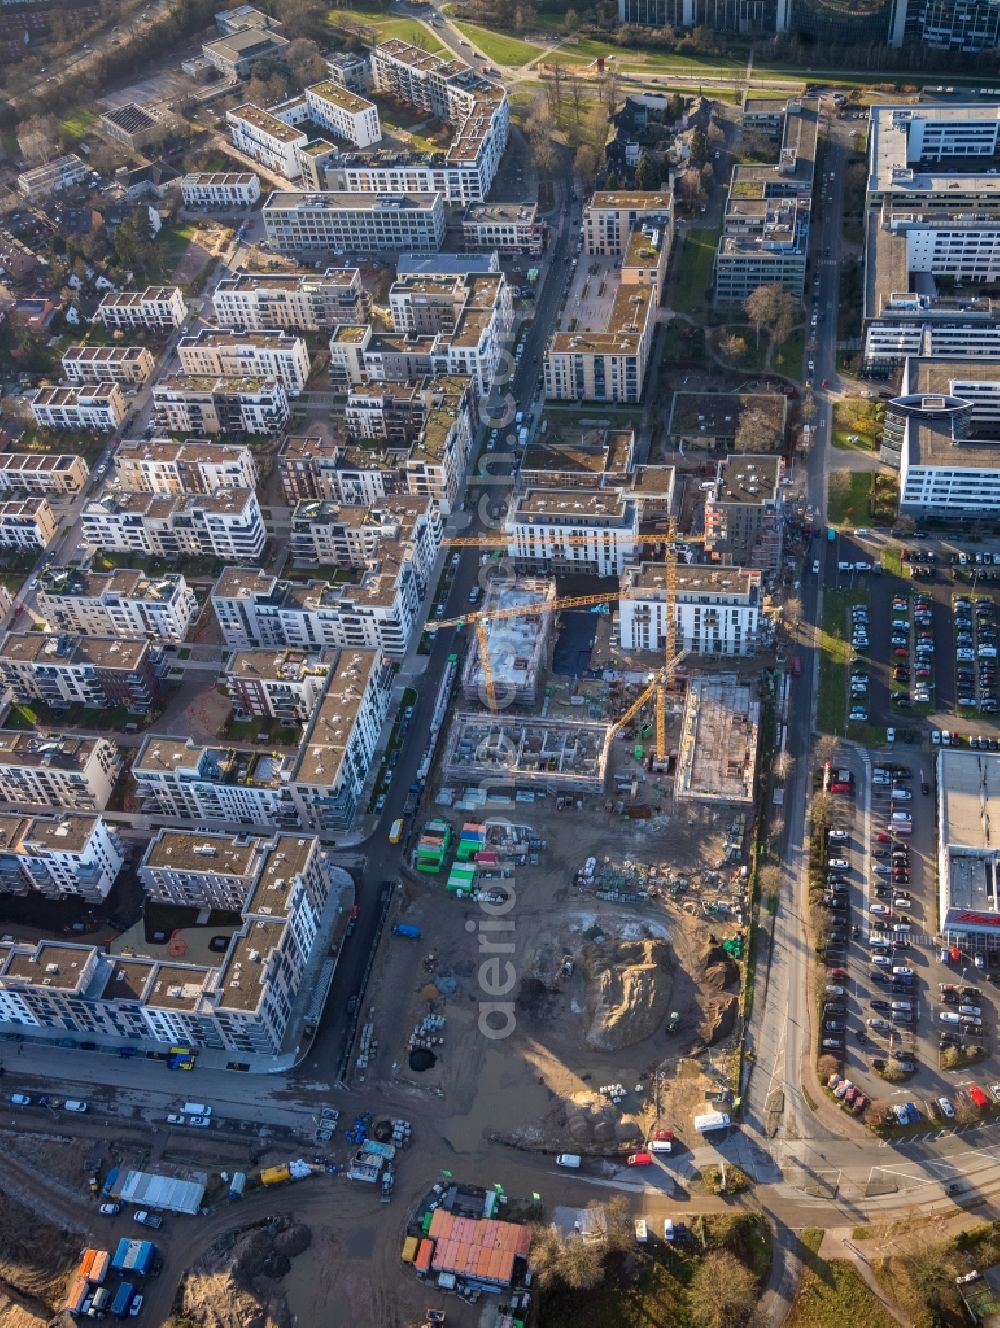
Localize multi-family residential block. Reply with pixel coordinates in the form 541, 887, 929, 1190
704, 455, 784, 576
140, 829, 272, 910
212, 268, 368, 331
263, 190, 446, 255
0, 633, 165, 713
81, 489, 266, 562
135, 649, 391, 832
177, 328, 310, 395
152, 374, 289, 434
619, 565, 763, 656
325, 51, 372, 91
288, 494, 441, 581
36, 566, 197, 642
95, 286, 187, 330
62, 344, 156, 386
31, 385, 126, 432
0, 499, 57, 550
0, 453, 89, 497
386, 271, 513, 395
181, 172, 261, 208
227, 103, 308, 178
225, 648, 335, 722
461, 202, 544, 255
303, 81, 381, 148
277, 377, 475, 512
0, 814, 125, 902
0, 733, 122, 811
16, 155, 88, 199
583, 190, 673, 256
114, 438, 257, 494
505, 489, 640, 576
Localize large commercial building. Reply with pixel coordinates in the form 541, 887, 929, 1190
134, 649, 391, 833
202, 24, 289, 77
0, 499, 57, 550
177, 329, 310, 396
704, 455, 784, 576
889, 358, 1000, 517
152, 374, 290, 434
0, 733, 122, 811
715, 98, 816, 306
619, 565, 763, 656
114, 439, 257, 496
262, 191, 447, 256
937, 749, 1000, 958
81, 489, 266, 562
0, 453, 89, 497
0, 634, 164, 714
31, 385, 126, 432
0, 814, 125, 903
212, 268, 368, 332
95, 287, 186, 330
62, 344, 156, 387
36, 567, 197, 642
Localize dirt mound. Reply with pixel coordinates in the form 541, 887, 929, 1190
583, 938, 673, 1050
0, 1187, 78, 1325
180, 1219, 311, 1328
700, 945, 740, 992
688, 994, 738, 1054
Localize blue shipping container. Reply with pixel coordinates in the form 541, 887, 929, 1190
110, 1283, 134, 1317
392, 924, 421, 939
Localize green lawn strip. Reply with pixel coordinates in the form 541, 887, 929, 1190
452, 20, 542, 65
324, 7, 445, 51
773, 326, 804, 377
546, 34, 744, 73
671, 227, 720, 316
818, 587, 868, 737
880, 547, 902, 578
832, 399, 883, 452
60, 106, 99, 141
786, 1228, 903, 1328
827, 471, 874, 528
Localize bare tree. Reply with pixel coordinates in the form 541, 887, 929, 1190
573, 144, 599, 189
286, 37, 327, 85
17, 113, 62, 166
744, 282, 798, 351
815, 735, 839, 767
688, 1251, 758, 1328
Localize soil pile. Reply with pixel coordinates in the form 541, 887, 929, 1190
700, 945, 740, 992
583, 938, 673, 1051
0, 1191, 77, 1328
689, 942, 740, 1052
178, 1219, 312, 1328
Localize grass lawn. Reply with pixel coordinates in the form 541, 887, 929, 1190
452, 20, 542, 65
662, 318, 706, 365
671, 227, 719, 316
158, 221, 198, 271
880, 547, 903, 578
773, 326, 805, 377
786, 1229, 900, 1328
324, 7, 445, 51
817, 587, 869, 737
832, 399, 884, 452
827, 471, 874, 527
547, 34, 744, 74
60, 106, 99, 141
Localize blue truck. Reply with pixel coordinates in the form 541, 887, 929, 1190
110, 1282, 134, 1317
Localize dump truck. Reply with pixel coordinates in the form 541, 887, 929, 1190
260, 1164, 291, 1187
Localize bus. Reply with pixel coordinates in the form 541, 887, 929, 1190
389, 818, 404, 845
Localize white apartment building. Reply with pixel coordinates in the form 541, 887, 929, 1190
212, 560, 423, 658
62, 344, 156, 386
139, 830, 272, 910
618, 564, 763, 656
31, 384, 126, 432
177, 329, 310, 395
95, 287, 187, 330
81, 489, 266, 562
0, 813, 126, 903
891, 357, 1000, 516
37, 566, 197, 642
0, 499, 57, 550
135, 649, 391, 833
181, 172, 261, 207
152, 375, 290, 434
212, 268, 367, 332
505, 489, 640, 577
583, 190, 674, 256
704, 455, 785, 575
115, 438, 257, 495
387, 271, 512, 395
0, 453, 89, 497
288, 495, 441, 586
461, 202, 544, 255
0, 734, 122, 811
303, 81, 381, 148
0, 634, 163, 713
16, 154, 87, 198
225, 648, 335, 722
262, 190, 446, 256
227, 104, 307, 179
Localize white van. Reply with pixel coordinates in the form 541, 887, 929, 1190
556, 1154, 581, 1168
63, 1100, 88, 1113
182, 1102, 210, 1116
648, 1139, 673, 1154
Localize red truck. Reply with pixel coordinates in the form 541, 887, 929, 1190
791, 656, 802, 678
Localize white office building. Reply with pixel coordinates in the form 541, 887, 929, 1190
263, 191, 446, 255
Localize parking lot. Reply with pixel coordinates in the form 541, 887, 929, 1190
818, 743, 1000, 1123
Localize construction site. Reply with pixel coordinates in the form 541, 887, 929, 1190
459, 577, 554, 708
674, 675, 761, 806
441, 712, 610, 793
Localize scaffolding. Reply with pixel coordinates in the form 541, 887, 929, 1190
442, 713, 609, 793
459, 577, 554, 708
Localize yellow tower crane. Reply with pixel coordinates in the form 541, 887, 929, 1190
427, 520, 703, 764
